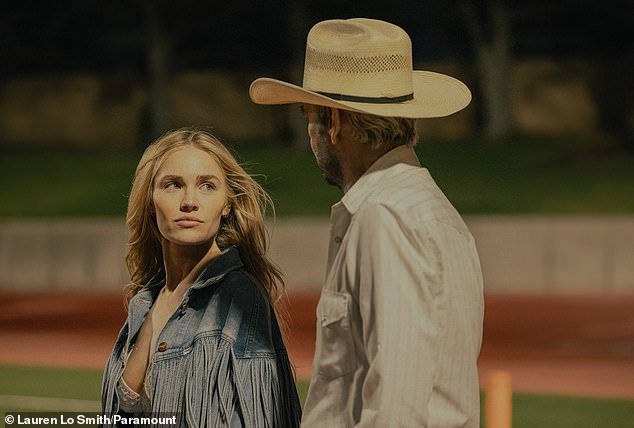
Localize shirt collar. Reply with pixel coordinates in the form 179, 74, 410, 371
340, 145, 421, 214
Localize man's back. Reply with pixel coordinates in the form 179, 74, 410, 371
302, 147, 484, 427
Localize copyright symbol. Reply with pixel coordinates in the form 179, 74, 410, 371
5, 414, 15, 424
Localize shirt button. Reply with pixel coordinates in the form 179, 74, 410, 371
334, 236, 342, 244
157, 342, 168, 352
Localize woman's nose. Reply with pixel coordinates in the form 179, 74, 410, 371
180, 191, 199, 212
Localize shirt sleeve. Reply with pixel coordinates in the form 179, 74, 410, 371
355, 205, 445, 427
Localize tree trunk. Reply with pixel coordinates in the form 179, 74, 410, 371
144, 0, 170, 143
287, 0, 310, 150
463, 0, 513, 138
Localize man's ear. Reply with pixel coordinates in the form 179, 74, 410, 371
329, 108, 342, 145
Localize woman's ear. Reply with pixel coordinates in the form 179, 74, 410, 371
222, 205, 231, 217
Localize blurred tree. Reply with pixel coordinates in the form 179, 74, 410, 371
591, 57, 634, 150
287, 0, 310, 150
461, 0, 513, 138
144, 0, 171, 141
510, 0, 634, 149
1, 1, 631, 146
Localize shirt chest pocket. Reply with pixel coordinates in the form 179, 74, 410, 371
315, 290, 356, 379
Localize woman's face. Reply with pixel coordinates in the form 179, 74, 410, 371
152, 146, 229, 247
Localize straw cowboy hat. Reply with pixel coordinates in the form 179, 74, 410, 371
249, 18, 471, 118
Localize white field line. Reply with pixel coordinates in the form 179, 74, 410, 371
0, 394, 101, 412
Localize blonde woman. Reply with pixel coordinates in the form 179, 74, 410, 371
101, 128, 301, 427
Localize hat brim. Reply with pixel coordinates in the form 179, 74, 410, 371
249, 71, 471, 118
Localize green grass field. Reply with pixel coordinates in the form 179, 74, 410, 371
1, 136, 633, 218
0, 364, 632, 427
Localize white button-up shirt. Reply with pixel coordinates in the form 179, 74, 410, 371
301, 146, 484, 427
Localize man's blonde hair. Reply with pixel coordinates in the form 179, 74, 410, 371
314, 106, 418, 150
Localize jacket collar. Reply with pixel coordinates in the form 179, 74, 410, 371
136, 245, 244, 300
190, 245, 244, 290
340, 145, 421, 215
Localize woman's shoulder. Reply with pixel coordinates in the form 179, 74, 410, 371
196, 268, 276, 355
195, 246, 268, 304
218, 268, 268, 302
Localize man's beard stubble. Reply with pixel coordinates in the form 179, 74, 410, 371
314, 128, 344, 190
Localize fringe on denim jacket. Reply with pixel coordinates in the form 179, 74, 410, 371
101, 246, 302, 427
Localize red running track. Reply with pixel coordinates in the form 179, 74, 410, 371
1, 292, 633, 399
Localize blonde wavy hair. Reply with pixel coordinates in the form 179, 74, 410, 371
124, 128, 286, 321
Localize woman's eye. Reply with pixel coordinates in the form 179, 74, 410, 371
165, 182, 181, 189
201, 182, 215, 191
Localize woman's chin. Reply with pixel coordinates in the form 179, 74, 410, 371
163, 234, 215, 248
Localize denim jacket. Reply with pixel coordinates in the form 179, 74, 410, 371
101, 246, 301, 427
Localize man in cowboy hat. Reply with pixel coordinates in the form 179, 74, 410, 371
250, 18, 484, 427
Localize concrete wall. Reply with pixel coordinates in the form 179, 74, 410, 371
1, 216, 633, 294
467, 216, 634, 293
0, 220, 128, 291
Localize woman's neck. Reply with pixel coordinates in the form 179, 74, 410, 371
160, 239, 223, 291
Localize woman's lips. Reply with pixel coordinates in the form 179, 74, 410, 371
175, 217, 203, 228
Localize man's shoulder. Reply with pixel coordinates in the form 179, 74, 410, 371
360, 166, 464, 227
